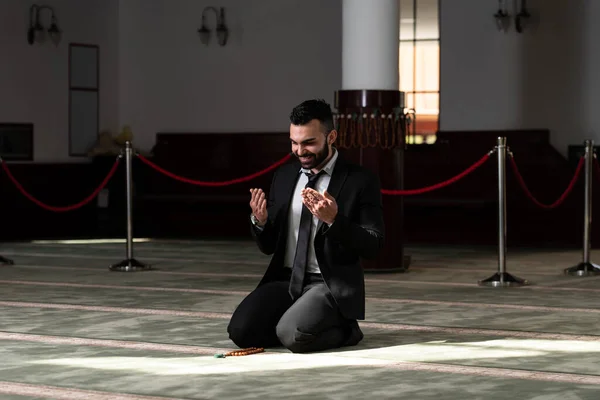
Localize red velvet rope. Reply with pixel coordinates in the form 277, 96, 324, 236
0, 150, 582, 213
139, 152, 491, 195
137, 153, 292, 187
0, 157, 121, 212
509, 156, 584, 209
381, 153, 491, 195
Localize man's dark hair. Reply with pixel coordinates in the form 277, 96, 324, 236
289, 99, 334, 133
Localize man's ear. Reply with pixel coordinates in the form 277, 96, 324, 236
328, 130, 338, 145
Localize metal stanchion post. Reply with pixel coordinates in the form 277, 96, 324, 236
0, 156, 15, 266
109, 141, 151, 272
564, 139, 600, 276
478, 137, 530, 287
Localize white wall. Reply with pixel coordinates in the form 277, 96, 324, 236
0, 0, 119, 162
440, 0, 600, 155
0, 0, 340, 161
4, 0, 600, 161
118, 0, 342, 153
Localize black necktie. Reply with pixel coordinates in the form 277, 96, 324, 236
289, 170, 324, 299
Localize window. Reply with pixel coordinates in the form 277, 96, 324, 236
399, 0, 439, 144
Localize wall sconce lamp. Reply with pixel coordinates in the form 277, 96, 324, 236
27, 4, 62, 46
515, 0, 531, 33
494, 0, 533, 34
493, 0, 510, 32
197, 6, 228, 46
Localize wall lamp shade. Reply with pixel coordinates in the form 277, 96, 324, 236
493, 0, 510, 32
515, 7, 531, 33
494, 9, 510, 32
28, 4, 62, 46
216, 23, 229, 46
48, 17, 62, 45
197, 6, 228, 46
198, 26, 210, 45
494, 0, 533, 34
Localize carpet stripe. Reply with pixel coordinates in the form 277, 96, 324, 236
408, 266, 559, 276
0, 331, 230, 355
360, 322, 600, 341
2, 249, 582, 274
366, 297, 600, 313
8, 264, 265, 278
1, 301, 600, 342
6, 264, 597, 290
1, 279, 600, 314
377, 362, 600, 385
0, 301, 230, 318
0, 250, 264, 265
0, 251, 196, 262
0, 279, 247, 295
0, 381, 183, 400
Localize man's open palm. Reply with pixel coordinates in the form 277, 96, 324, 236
249, 188, 268, 226
301, 188, 338, 225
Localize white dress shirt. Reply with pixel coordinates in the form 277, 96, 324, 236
283, 149, 339, 274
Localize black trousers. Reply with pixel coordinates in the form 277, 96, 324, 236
227, 268, 363, 353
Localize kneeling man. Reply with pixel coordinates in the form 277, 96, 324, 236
227, 99, 385, 353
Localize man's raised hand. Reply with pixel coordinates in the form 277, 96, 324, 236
301, 188, 338, 225
249, 188, 268, 226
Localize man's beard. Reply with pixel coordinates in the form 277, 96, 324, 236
296, 144, 330, 170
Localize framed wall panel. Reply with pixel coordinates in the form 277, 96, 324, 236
0, 123, 33, 161
69, 43, 99, 156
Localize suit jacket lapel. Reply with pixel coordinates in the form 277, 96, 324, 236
277, 160, 301, 231
317, 154, 348, 232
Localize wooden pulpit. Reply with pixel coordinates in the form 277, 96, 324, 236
334, 89, 410, 272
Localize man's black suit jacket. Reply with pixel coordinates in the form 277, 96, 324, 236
250, 152, 385, 320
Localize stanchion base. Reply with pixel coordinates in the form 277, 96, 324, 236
478, 272, 530, 287
109, 258, 151, 272
0, 256, 14, 265
564, 262, 600, 276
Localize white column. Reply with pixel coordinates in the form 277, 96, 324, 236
342, 0, 399, 90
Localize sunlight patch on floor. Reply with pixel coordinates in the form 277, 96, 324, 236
333, 339, 600, 362
29, 338, 600, 375
30, 353, 390, 375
